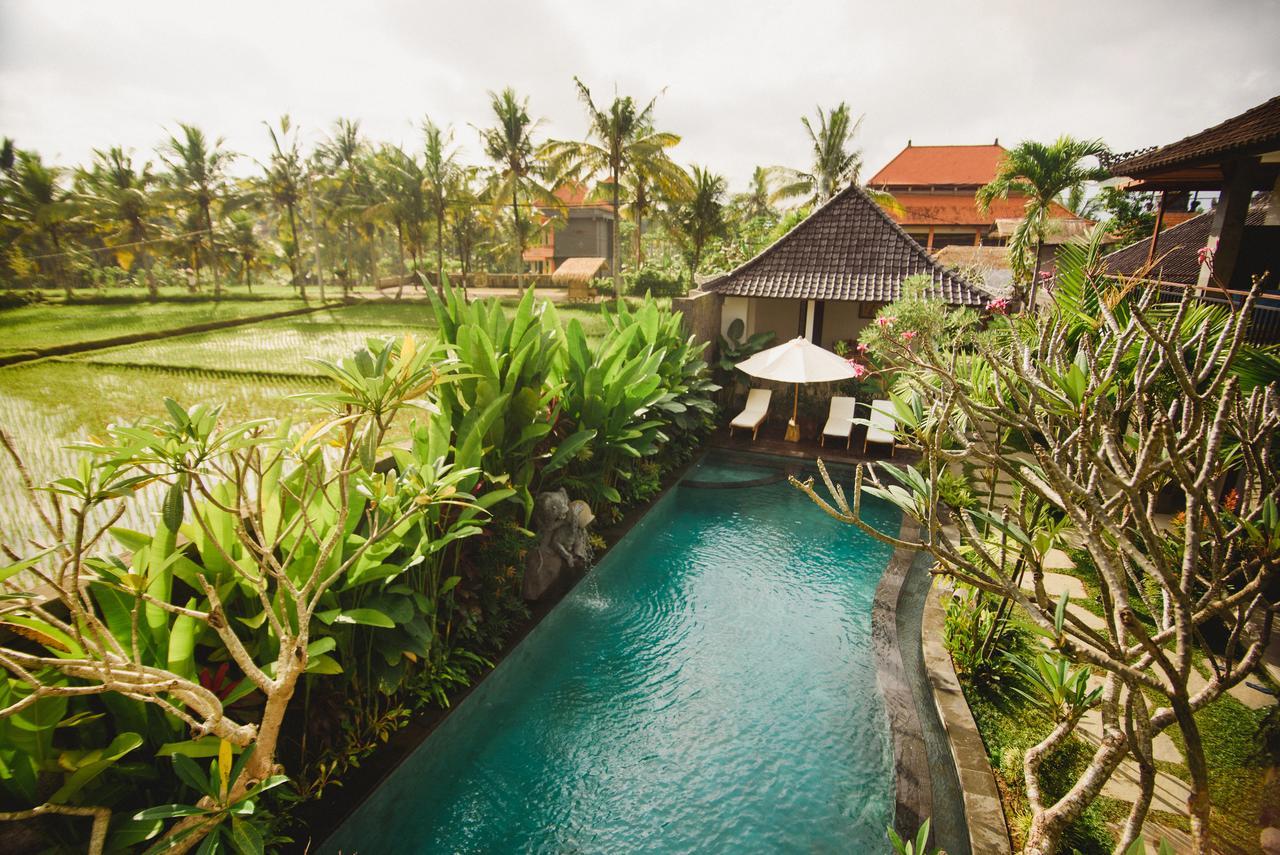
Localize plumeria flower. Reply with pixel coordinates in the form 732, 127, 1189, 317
876, 316, 895, 328
987, 298, 1009, 315
901, 330, 917, 342
850, 362, 868, 379
856, 342, 869, 354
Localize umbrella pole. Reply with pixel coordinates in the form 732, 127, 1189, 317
786, 383, 800, 442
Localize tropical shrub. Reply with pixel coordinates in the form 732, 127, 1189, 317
626, 266, 684, 298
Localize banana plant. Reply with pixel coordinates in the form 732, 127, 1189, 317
549, 316, 670, 505
428, 279, 561, 517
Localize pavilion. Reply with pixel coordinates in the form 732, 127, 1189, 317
683, 184, 991, 353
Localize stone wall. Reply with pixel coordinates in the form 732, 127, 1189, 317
672, 289, 723, 362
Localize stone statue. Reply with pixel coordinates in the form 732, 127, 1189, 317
523, 489, 595, 600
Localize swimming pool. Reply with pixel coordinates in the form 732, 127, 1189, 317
321, 452, 902, 853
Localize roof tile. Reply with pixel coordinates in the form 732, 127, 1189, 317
706, 185, 990, 306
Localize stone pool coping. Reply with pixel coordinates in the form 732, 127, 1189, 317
872, 521, 936, 841
921, 578, 1013, 855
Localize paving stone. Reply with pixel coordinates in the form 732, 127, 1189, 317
1042, 548, 1077, 570
1022, 570, 1086, 599
1101, 761, 1192, 816
1227, 678, 1278, 709
1076, 708, 1183, 763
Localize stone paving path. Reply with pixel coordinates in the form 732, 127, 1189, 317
1013, 555, 1278, 853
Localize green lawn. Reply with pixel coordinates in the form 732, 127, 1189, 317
0, 298, 312, 358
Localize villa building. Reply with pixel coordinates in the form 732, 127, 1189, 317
866, 141, 1086, 252
1105, 94, 1280, 342
521, 184, 614, 275
681, 184, 991, 353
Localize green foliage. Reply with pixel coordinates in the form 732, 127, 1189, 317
887, 818, 937, 855
858, 274, 979, 358
942, 586, 1022, 691
626, 266, 685, 298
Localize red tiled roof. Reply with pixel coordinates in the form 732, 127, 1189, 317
1109, 95, 1280, 177
868, 144, 1008, 187
886, 192, 1079, 227
553, 183, 612, 210
705, 184, 989, 306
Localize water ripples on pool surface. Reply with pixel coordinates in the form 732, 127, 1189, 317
322, 454, 901, 854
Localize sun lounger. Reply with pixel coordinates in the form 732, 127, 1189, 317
863, 399, 897, 455
729, 388, 772, 440
821, 396, 857, 448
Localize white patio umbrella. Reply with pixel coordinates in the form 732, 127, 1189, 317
735, 336, 859, 441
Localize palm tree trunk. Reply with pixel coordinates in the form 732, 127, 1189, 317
435, 207, 445, 296
636, 205, 645, 269
1028, 236, 1044, 309
50, 225, 69, 299
611, 166, 621, 290
395, 220, 406, 300
203, 203, 221, 299
512, 183, 524, 292
286, 201, 302, 295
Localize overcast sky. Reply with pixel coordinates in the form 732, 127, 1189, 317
2, 0, 1278, 190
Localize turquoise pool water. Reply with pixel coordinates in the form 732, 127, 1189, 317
322, 454, 901, 854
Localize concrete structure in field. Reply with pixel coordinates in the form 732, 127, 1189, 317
522, 184, 614, 275
866, 142, 1088, 252
1106, 94, 1280, 342
682, 184, 991, 355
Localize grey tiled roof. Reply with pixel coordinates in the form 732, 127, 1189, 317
1102, 202, 1268, 285
704, 184, 990, 306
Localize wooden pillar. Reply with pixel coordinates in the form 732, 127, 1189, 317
1198, 157, 1257, 289
973, 229, 982, 247
926, 226, 935, 251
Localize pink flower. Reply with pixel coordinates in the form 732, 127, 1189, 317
901, 330, 917, 342
1197, 246, 1213, 267
856, 342, 869, 354
850, 362, 868, 379
1039, 270, 1053, 281
987, 298, 1009, 315
876, 316, 895, 328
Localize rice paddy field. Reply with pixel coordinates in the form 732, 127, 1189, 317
0, 296, 610, 551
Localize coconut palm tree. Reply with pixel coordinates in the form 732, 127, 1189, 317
667, 165, 728, 284
617, 154, 692, 270
316, 118, 370, 297
262, 115, 306, 298
422, 118, 460, 290
977, 135, 1109, 306
160, 124, 235, 296
769, 103, 900, 215
734, 166, 776, 221
770, 103, 865, 206
227, 209, 260, 290
449, 166, 492, 292
370, 144, 427, 297
478, 87, 554, 286
6, 149, 77, 296
76, 147, 159, 297
543, 77, 685, 289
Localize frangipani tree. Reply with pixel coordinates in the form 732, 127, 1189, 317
0, 336, 490, 853
795, 272, 1279, 854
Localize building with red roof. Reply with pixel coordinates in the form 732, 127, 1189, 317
521, 184, 614, 275
867, 142, 1085, 253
